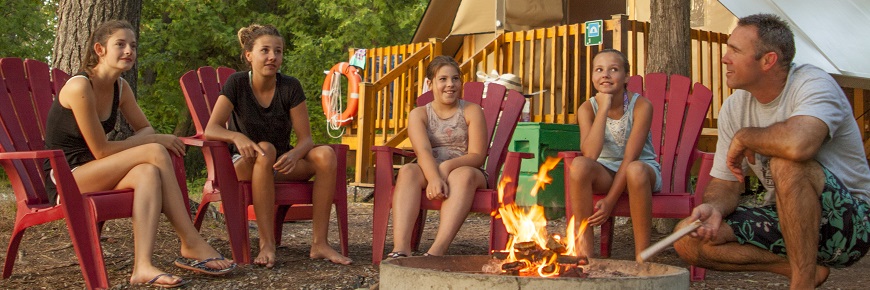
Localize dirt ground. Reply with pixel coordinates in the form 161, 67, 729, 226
0, 187, 867, 289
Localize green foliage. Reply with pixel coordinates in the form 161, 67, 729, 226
136, 0, 426, 142
0, 0, 426, 185
0, 0, 57, 62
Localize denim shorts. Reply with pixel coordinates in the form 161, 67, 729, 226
724, 166, 870, 267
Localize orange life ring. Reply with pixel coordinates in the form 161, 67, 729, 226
321, 62, 361, 127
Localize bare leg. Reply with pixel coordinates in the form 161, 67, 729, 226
390, 164, 427, 256
673, 217, 829, 287
235, 141, 278, 268
769, 158, 826, 289
568, 157, 614, 257
284, 146, 351, 264
624, 161, 656, 259
427, 167, 486, 255
73, 144, 231, 284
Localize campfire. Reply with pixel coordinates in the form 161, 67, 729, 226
487, 157, 591, 277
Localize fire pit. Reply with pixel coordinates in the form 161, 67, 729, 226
379, 255, 689, 289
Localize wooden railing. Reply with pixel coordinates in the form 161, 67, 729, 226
350, 39, 441, 184
347, 14, 870, 184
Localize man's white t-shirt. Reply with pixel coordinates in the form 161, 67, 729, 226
711, 63, 870, 205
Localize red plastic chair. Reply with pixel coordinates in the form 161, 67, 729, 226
559, 73, 714, 281
178, 66, 349, 264
371, 82, 528, 265
0, 57, 190, 289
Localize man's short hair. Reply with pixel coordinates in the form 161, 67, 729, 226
737, 14, 795, 70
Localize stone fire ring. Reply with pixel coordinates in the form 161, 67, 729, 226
379, 255, 689, 290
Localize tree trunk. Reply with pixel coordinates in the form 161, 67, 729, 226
52, 0, 142, 140
646, 0, 691, 76
647, 0, 691, 234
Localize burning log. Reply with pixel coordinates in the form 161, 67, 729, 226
556, 255, 588, 266
559, 266, 589, 278
501, 261, 527, 276
546, 235, 567, 254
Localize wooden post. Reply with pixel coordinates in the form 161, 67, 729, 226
355, 82, 376, 184
611, 14, 629, 54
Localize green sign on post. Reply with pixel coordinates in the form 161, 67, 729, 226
584, 20, 603, 46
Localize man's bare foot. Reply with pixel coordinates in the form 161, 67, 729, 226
179, 243, 234, 270
310, 243, 352, 265
254, 244, 276, 268
815, 265, 830, 287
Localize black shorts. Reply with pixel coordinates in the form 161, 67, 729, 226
724, 166, 870, 268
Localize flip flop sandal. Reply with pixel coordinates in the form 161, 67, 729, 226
386, 252, 408, 259
174, 255, 237, 276
132, 273, 189, 289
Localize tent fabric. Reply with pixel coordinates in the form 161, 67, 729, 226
411, 0, 461, 44
451, 1, 496, 35
451, 0, 563, 35
503, 0, 563, 32
720, 0, 870, 79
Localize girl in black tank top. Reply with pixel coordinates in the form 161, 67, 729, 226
45, 20, 235, 287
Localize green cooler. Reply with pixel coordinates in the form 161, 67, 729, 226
507, 122, 579, 219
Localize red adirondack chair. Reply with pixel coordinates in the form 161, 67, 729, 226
0, 57, 190, 289
370, 82, 528, 265
559, 73, 714, 281
178, 66, 349, 264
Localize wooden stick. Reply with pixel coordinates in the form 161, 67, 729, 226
637, 220, 702, 262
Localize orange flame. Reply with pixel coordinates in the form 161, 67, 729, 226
564, 216, 589, 256
529, 157, 562, 198
495, 156, 572, 275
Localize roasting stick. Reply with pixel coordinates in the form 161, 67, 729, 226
637, 220, 702, 262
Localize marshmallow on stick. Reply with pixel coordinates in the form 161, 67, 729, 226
637, 220, 702, 263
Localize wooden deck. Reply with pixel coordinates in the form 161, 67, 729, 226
341, 15, 870, 184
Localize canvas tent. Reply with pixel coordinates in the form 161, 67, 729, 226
720, 0, 870, 83
411, 0, 624, 57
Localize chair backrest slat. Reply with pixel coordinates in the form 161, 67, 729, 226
630, 73, 713, 193
0, 58, 69, 205
673, 83, 713, 192
181, 67, 237, 135
1, 58, 45, 152
24, 59, 55, 134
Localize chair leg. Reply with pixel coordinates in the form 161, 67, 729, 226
371, 188, 392, 265
410, 210, 426, 252
599, 217, 615, 258
222, 193, 253, 264
273, 205, 291, 247
192, 196, 214, 231
96, 221, 106, 237
2, 222, 27, 278
334, 196, 349, 256
489, 216, 508, 252
63, 208, 110, 289
690, 266, 706, 281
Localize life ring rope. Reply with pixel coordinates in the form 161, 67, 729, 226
321, 62, 360, 138
326, 71, 351, 138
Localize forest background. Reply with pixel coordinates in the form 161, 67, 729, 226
0, 0, 428, 183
